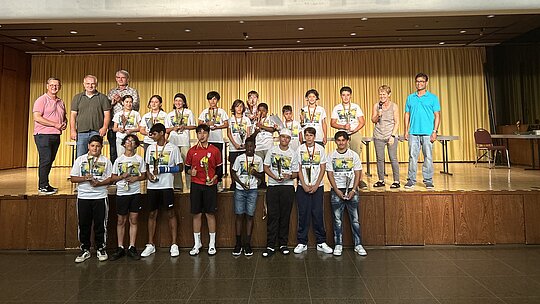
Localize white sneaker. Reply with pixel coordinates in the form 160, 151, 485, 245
316, 242, 333, 254
141, 244, 156, 257
75, 250, 91, 263
293, 244, 308, 254
189, 244, 202, 256
96, 248, 108, 261
208, 247, 217, 256
170, 244, 180, 257
333, 245, 343, 256
354, 245, 367, 256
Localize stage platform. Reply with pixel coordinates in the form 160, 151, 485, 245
1, 163, 540, 250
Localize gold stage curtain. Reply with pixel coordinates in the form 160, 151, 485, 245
27, 48, 488, 167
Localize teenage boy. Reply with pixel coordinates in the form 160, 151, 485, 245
246, 90, 259, 128
141, 123, 183, 258
282, 105, 302, 152
70, 135, 113, 263
110, 134, 146, 261
230, 136, 264, 256
293, 127, 332, 254
253, 102, 276, 189
198, 91, 229, 191
326, 131, 367, 256
330, 86, 367, 189
185, 124, 223, 256
262, 128, 299, 257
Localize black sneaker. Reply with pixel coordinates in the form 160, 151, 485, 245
38, 186, 56, 195
373, 181, 385, 187
48, 185, 58, 192
127, 246, 140, 260
244, 244, 253, 256
232, 244, 243, 256
359, 180, 368, 190
279, 246, 290, 255
262, 247, 275, 257
109, 247, 125, 261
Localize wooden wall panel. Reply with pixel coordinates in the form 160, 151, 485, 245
0, 199, 28, 249
423, 195, 455, 244
0, 69, 17, 169
385, 195, 424, 245
493, 195, 525, 244
65, 198, 79, 248
250, 192, 268, 247
360, 195, 385, 246
26, 197, 66, 249
524, 193, 540, 244
454, 194, 495, 244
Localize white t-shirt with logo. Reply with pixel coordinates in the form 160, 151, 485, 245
282, 120, 301, 151
112, 154, 146, 196
331, 103, 364, 132
301, 105, 327, 142
264, 145, 299, 187
70, 154, 113, 199
295, 143, 327, 188
167, 108, 195, 147
198, 108, 229, 143
232, 153, 264, 190
140, 110, 170, 145
145, 142, 182, 190
326, 149, 362, 189
112, 110, 142, 140
229, 116, 252, 152
255, 116, 275, 152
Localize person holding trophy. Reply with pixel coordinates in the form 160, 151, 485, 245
139, 95, 170, 154
326, 131, 367, 256
293, 127, 332, 255
141, 123, 183, 258
230, 136, 264, 256
253, 103, 277, 189
227, 99, 252, 191
185, 124, 223, 256
112, 95, 141, 158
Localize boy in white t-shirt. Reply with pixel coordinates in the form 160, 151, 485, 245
109, 134, 147, 261
326, 131, 367, 256
301, 89, 327, 146
281, 105, 302, 151
70, 135, 113, 263
253, 102, 276, 189
230, 136, 264, 256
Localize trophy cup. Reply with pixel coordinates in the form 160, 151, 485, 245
149, 151, 160, 183
305, 158, 313, 186
86, 156, 98, 183
121, 113, 129, 130
245, 161, 255, 188
201, 156, 211, 184
208, 108, 216, 124
119, 163, 133, 191
300, 108, 306, 127
344, 173, 353, 199
276, 156, 283, 179
238, 127, 246, 148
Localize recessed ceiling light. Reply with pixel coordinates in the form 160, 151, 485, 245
116, 22, 122, 26
298, 27, 304, 31
31, 38, 38, 42
154, 47, 160, 50
350, 32, 357, 36
137, 36, 143, 40
248, 46, 253, 49
296, 40, 301, 43
487, 14, 495, 18
184, 28, 191, 33
460, 30, 467, 34
239, 20, 244, 24
70, 30, 78, 34
439, 41, 445, 45
414, 24, 420, 28
97, 43, 102, 46
343, 44, 348, 47
361, 17, 368, 21
197, 41, 201, 45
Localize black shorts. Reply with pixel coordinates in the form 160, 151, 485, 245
147, 188, 175, 211
116, 194, 143, 215
190, 182, 218, 214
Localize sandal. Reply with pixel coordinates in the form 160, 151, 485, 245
390, 182, 400, 188
373, 181, 385, 187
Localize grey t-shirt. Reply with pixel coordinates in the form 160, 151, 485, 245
71, 92, 111, 133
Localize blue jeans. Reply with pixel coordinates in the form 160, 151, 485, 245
233, 189, 258, 216
296, 186, 326, 244
407, 134, 433, 184
330, 189, 362, 246
76, 131, 99, 158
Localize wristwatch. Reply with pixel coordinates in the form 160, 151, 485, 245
432, 130, 438, 134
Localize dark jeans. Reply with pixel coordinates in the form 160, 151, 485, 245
265, 185, 294, 248
77, 198, 108, 250
107, 129, 117, 164
296, 185, 326, 244
34, 134, 61, 188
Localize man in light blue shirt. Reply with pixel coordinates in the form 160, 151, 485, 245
404, 73, 440, 189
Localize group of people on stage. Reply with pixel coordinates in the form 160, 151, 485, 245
32, 69, 440, 263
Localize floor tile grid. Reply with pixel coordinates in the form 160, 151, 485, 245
246, 253, 261, 303
345, 250, 381, 303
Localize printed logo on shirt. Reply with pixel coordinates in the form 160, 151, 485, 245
332, 157, 354, 173
303, 111, 322, 124
271, 154, 292, 171
239, 159, 261, 176
81, 160, 106, 177
145, 116, 165, 130
150, 150, 171, 166
170, 113, 190, 126
300, 151, 322, 165
232, 121, 247, 133
337, 108, 358, 122
118, 161, 141, 176
205, 112, 223, 124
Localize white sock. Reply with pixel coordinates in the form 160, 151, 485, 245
193, 232, 201, 247
209, 232, 216, 248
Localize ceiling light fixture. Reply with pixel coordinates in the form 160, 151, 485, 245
487, 14, 495, 18
248, 46, 253, 49
97, 43, 102, 46
184, 28, 191, 33
154, 47, 160, 50
439, 41, 445, 45
70, 30, 78, 34
296, 40, 301, 43
137, 36, 143, 40
343, 44, 348, 47
116, 22, 122, 26
239, 20, 244, 24
31, 38, 38, 42
361, 17, 368, 21
460, 30, 467, 34
350, 32, 357, 36
298, 27, 304, 31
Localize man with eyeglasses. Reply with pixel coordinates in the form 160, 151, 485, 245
404, 73, 441, 189
33, 77, 67, 195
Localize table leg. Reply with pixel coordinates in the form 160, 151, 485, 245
439, 140, 453, 175
363, 140, 372, 177
525, 138, 540, 170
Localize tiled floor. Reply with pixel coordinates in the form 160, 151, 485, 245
2, 246, 540, 303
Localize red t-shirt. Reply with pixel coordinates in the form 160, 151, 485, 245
185, 143, 223, 185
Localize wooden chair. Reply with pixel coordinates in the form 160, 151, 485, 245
474, 128, 510, 168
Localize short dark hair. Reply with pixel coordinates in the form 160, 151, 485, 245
122, 95, 133, 102
196, 123, 210, 133
334, 131, 350, 141
149, 123, 166, 134
231, 99, 245, 114
340, 86, 352, 95
245, 135, 256, 147
89, 135, 103, 145
121, 134, 141, 147
173, 93, 188, 109
247, 90, 259, 98
304, 126, 316, 136
282, 105, 293, 113
258, 102, 268, 111
206, 91, 220, 101
415, 73, 429, 82
305, 89, 319, 99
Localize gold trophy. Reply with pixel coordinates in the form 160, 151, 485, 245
305, 158, 313, 186
275, 156, 283, 179
208, 108, 216, 124
86, 156, 98, 182
201, 156, 211, 184
300, 108, 306, 127
238, 126, 246, 148
119, 163, 133, 191
121, 113, 129, 130
344, 173, 353, 199
149, 149, 160, 183
245, 161, 255, 188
